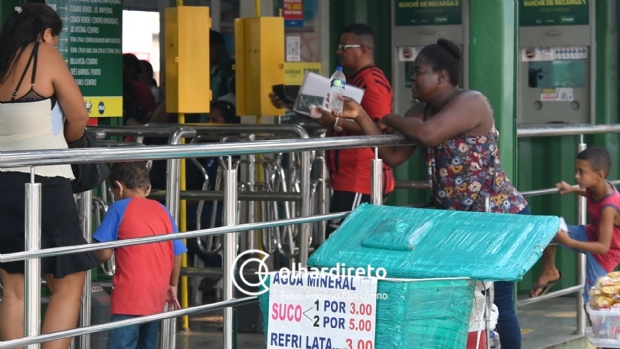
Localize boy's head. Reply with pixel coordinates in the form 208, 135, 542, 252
575, 147, 612, 188
109, 161, 151, 200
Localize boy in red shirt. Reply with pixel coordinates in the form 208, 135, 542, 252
93, 162, 187, 349
532, 147, 620, 302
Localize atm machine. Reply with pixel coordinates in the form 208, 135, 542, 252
391, 0, 469, 116
518, 0, 594, 125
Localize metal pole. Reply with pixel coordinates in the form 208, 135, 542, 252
298, 147, 312, 267
25, 169, 42, 349
576, 136, 587, 336
223, 157, 238, 349
246, 134, 257, 251
79, 190, 93, 349
161, 128, 195, 349
484, 197, 492, 348
161, 159, 179, 349
370, 147, 383, 205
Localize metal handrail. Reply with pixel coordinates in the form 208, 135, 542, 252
0, 212, 349, 262
0, 297, 257, 349
0, 134, 411, 168
90, 124, 311, 139
149, 189, 302, 202
517, 124, 620, 137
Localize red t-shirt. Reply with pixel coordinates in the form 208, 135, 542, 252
326, 66, 395, 195
93, 198, 187, 316
586, 183, 620, 272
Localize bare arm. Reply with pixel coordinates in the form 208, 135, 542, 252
170, 255, 182, 287
165, 255, 183, 310
556, 181, 587, 197
382, 91, 489, 148
45, 45, 89, 143
325, 97, 418, 167
558, 207, 616, 254
353, 107, 417, 167
94, 249, 113, 263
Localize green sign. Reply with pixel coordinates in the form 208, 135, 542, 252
519, 0, 589, 27
394, 0, 462, 26
46, 0, 123, 117
1, 0, 122, 116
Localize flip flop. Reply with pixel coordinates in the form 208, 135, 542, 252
529, 272, 563, 298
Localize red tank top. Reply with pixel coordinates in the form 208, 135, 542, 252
586, 182, 620, 272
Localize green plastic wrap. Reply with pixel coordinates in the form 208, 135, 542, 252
257, 204, 559, 348
258, 276, 475, 349
309, 204, 559, 281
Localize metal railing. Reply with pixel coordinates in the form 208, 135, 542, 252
3, 123, 617, 348
91, 124, 325, 311
0, 134, 408, 349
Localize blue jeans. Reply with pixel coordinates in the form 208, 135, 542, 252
106, 315, 159, 349
493, 205, 532, 349
561, 224, 608, 303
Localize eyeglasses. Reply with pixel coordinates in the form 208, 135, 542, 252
337, 44, 362, 51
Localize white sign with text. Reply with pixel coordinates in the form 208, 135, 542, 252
267, 272, 378, 349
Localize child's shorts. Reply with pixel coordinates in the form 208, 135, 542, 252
561, 225, 609, 303
106, 314, 159, 349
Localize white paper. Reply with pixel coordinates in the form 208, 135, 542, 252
398, 46, 423, 62
267, 272, 377, 349
522, 46, 588, 62
541, 88, 574, 102
522, 47, 555, 62
554, 47, 588, 60
286, 36, 301, 62
559, 217, 568, 232
293, 72, 365, 117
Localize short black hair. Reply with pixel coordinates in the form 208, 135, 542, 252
417, 38, 461, 86
342, 23, 374, 46
577, 146, 612, 176
109, 161, 151, 191
211, 100, 239, 124
210, 30, 226, 45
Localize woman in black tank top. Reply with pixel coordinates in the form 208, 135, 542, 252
0, 5, 99, 349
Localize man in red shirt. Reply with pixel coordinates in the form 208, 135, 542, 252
270, 24, 394, 238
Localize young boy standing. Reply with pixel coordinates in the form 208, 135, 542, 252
532, 147, 620, 302
93, 162, 187, 349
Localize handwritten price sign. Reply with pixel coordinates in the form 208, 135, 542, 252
267, 272, 378, 349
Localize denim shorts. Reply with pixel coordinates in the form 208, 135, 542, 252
561, 225, 608, 303
106, 314, 159, 349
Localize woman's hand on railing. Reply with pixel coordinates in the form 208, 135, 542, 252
376, 120, 394, 134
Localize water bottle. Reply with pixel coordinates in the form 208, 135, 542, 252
489, 330, 501, 349
328, 66, 346, 113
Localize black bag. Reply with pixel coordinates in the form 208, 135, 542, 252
67, 130, 110, 193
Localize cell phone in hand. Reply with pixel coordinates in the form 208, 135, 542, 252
272, 84, 295, 105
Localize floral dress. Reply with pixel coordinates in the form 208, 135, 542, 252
423, 104, 527, 213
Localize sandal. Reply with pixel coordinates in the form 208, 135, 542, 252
529, 272, 563, 297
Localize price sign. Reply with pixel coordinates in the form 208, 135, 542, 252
267, 272, 378, 349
